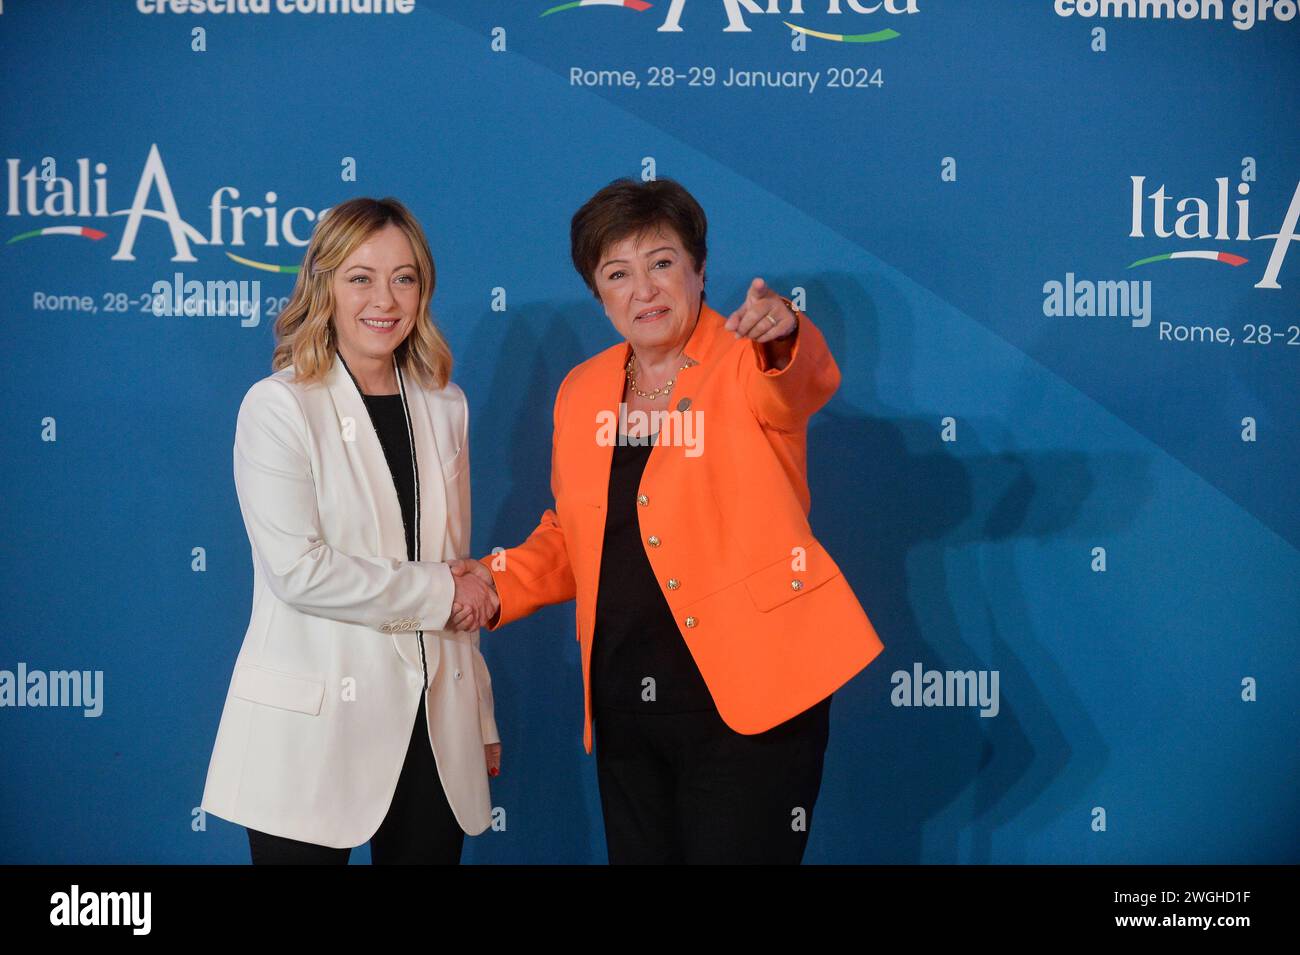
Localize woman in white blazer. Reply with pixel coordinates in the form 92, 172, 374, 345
201, 197, 502, 864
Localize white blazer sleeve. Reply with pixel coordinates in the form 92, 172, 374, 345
233, 377, 455, 632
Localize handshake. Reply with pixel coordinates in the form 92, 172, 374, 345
446, 558, 499, 631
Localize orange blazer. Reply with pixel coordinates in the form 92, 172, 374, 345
480, 302, 884, 753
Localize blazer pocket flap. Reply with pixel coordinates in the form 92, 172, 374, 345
232, 663, 325, 716
744, 540, 842, 612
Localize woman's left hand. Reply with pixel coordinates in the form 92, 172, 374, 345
485, 742, 501, 778
724, 277, 797, 342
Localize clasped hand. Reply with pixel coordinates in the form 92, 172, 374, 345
447, 558, 499, 631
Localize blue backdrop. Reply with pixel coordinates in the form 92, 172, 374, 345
1, 0, 1296, 864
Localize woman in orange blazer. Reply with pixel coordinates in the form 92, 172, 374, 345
452, 178, 884, 863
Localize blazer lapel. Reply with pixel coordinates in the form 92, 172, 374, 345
324, 353, 408, 563
573, 343, 626, 511
633, 301, 726, 488
397, 364, 450, 563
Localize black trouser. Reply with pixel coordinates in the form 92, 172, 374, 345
593, 695, 832, 864
246, 694, 464, 865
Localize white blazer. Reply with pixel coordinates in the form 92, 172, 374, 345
201, 351, 498, 848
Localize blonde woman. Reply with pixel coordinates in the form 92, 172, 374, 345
201, 197, 501, 864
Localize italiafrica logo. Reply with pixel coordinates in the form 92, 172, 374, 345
5, 146, 311, 274
542, 0, 654, 15
1126, 159, 1300, 290
539, 0, 911, 41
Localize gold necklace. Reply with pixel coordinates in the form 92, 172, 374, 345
626, 353, 695, 400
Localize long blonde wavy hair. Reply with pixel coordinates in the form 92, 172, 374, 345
270, 196, 452, 390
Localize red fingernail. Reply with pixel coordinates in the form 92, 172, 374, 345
489, 767, 499, 777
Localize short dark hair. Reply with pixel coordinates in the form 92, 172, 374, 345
570, 178, 708, 298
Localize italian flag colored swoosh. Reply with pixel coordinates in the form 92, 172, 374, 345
1127, 250, 1248, 269
7, 225, 108, 244
226, 251, 301, 274
541, 0, 652, 16
783, 21, 900, 42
